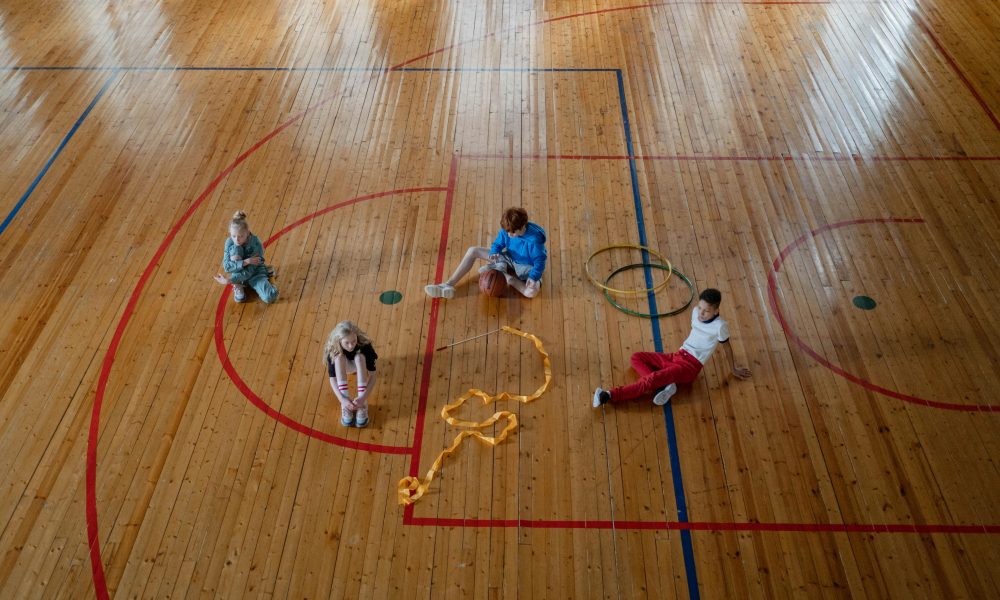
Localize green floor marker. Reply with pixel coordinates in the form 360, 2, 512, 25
379, 290, 403, 305
853, 295, 877, 310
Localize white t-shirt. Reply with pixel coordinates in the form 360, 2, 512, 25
680, 307, 730, 364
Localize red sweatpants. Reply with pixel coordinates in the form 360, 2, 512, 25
609, 350, 703, 403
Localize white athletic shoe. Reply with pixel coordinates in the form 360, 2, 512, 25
653, 383, 677, 406
355, 405, 369, 428
424, 283, 455, 299
340, 406, 355, 426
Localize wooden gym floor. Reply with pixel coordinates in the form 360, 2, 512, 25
0, 0, 998, 597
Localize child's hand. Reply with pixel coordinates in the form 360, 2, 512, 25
732, 366, 752, 380
489, 253, 501, 262
244, 255, 263, 266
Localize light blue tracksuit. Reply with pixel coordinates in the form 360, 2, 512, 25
222, 234, 278, 303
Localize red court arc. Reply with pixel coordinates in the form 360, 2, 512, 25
214, 187, 448, 456
768, 217, 1000, 413
85, 2, 1000, 597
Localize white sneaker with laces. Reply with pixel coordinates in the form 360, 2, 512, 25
340, 406, 355, 426
424, 283, 455, 299
593, 387, 609, 409
653, 383, 677, 406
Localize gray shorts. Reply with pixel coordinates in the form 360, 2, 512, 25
494, 254, 538, 283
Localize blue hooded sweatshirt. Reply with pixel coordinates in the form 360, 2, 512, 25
490, 222, 547, 281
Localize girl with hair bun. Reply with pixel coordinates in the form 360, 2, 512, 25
213, 210, 278, 303
323, 321, 378, 427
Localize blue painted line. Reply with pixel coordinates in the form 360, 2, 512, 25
9, 65, 618, 73
0, 66, 700, 596
615, 69, 700, 599
0, 71, 118, 239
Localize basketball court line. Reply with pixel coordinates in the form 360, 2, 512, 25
4, 2, 997, 240
460, 153, 1000, 161
0, 71, 117, 239
0, 3, 988, 597
768, 217, 1000, 413
37, 58, 999, 600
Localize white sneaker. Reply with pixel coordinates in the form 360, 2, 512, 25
340, 406, 355, 426
355, 405, 369, 428
653, 383, 677, 406
424, 283, 455, 299
593, 387, 609, 408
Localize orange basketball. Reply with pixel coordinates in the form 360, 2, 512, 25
479, 269, 507, 297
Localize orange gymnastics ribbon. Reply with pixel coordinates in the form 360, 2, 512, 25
398, 326, 552, 505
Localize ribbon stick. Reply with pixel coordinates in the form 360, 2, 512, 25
435, 328, 503, 351
398, 326, 552, 505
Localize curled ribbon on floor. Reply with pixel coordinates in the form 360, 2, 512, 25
398, 325, 551, 505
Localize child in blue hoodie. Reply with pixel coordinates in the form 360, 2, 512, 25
425, 207, 547, 299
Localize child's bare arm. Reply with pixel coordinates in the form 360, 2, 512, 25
721, 341, 752, 379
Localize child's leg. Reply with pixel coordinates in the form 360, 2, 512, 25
218, 272, 247, 302
442, 246, 491, 286
610, 352, 701, 403
504, 275, 541, 298
355, 359, 375, 427
333, 354, 355, 424
630, 352, 674, 377
355, 356, 374, 402
333, 354, 352, 403
249, 274, 279, 304
503, 262, 541, 298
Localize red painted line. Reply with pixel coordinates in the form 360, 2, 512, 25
390, 32, 498, 72
768, 218, 1000, 412
85, 99, 343, 600
458, 153, 1000, 161
86, 2, 998, 594
403, 156, 458, 522
540, 0, 841, 28
409, 157, 458, 467
389, 1, 855, 70
405, 515, 1000, 534
916, 20, 1000, 133
215, 187, 448, 455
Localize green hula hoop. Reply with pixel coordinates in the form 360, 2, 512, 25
603, 263, 695, 318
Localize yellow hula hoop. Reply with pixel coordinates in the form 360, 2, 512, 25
398, 326, 552, 506
586, 244, 673, 296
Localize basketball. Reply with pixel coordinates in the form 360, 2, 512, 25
479, 269, 507, 297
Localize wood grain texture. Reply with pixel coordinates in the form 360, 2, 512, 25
0, 0, 998, 597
